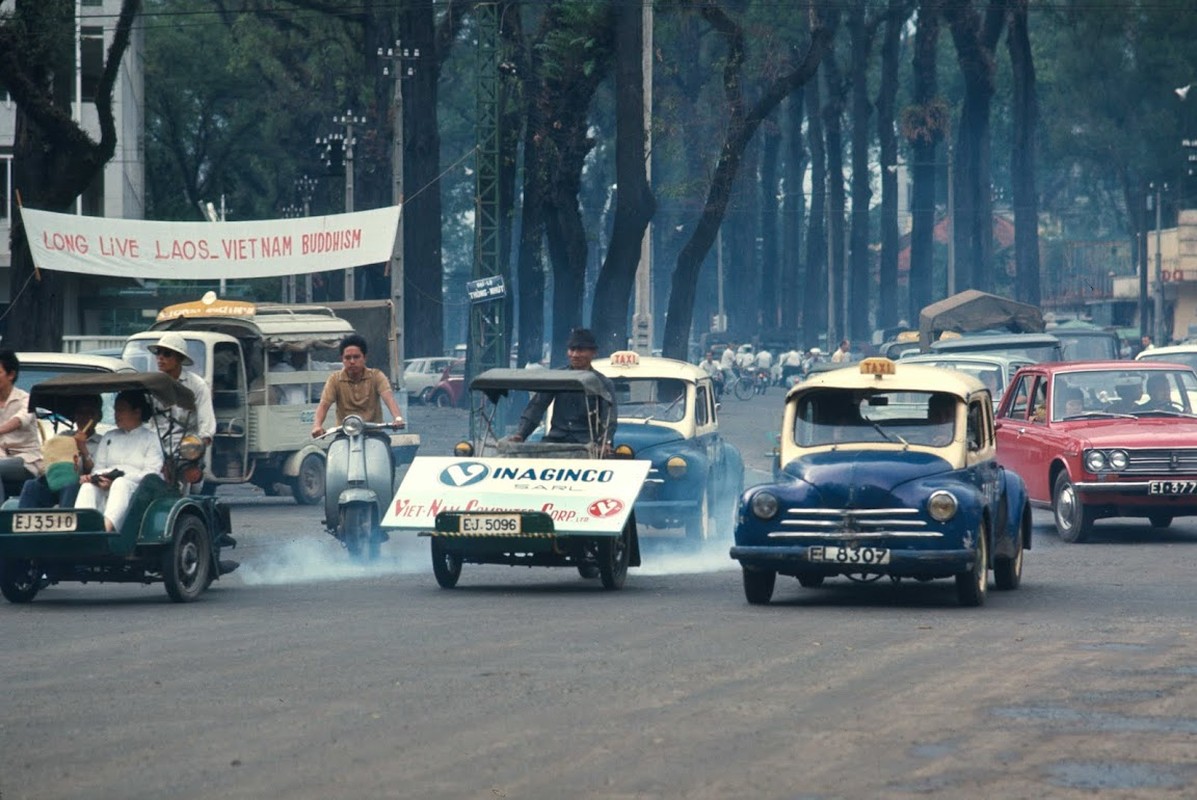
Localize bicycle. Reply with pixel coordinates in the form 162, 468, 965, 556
727, 369, 755, 401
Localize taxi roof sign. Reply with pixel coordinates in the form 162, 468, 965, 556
859, 357, 896, 377
156, 292, 256, 322
609, 350, 641, 367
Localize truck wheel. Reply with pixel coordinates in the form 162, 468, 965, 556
162, 515, 212, 603
742, 567, 776, 604
431, 538, 462, 588
955, 519, 989, 607
598, 521, 632, 590
0, 559, 41, 603
291, 453, 324, 506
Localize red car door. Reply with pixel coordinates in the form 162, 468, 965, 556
996, 371, 1052, 501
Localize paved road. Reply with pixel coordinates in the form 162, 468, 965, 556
2, 388, 1196, 799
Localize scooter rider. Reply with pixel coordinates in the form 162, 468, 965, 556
311, 333, 405, 437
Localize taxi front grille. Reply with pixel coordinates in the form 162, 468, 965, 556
1118, 448, 1197, 474
769, 507, 941, 539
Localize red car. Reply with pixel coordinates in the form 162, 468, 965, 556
995, 360, 1197, 541
427, 359, 466, 408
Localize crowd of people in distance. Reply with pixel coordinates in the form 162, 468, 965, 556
698, 339, 857, 398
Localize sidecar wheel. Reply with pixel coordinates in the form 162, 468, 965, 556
0, 559, 41, 603
162, 515, 211, 603
431, 538, 462, 588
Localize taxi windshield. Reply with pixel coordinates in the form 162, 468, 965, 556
612, 377, 687, 423
793, 389, 957, 447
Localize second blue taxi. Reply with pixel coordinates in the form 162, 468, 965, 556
594, 351, 744, 544
730, 357, 1030, 606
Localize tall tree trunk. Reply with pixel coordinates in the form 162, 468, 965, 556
0, 0, 141, 350
1007, 0, 1040, 305
782, 90, 806, 334
847, 4, 875, 345
401, 0, 445, 357
661, 6, 833, 359
805, 72, 829, 344
759, 123, 782, 331
591, 0, 656, 355
876, 0, 911, 331
944, 0, 1006, 293
905, 0, 944, 321
823, 45, 848, 344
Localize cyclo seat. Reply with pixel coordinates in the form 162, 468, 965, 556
496, 440, 595, 459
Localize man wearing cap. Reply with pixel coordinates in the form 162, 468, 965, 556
149, 332, 216, 452
310, 333, 405, 437
509, 327, 618, 448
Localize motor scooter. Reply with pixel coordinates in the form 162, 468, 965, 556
319, 416, 402, 560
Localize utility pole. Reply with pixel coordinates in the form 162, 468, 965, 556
631, 0, 654, 355
1152, 183, 1166, 345
321, 111, 366, 300
469, 1, 505, 438
379, 42, 420, 399
296, 174, 318, 303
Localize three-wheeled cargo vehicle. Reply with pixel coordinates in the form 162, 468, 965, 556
381, 369, 651, 590
0, 373, 237, 603
121, 295, 419, 504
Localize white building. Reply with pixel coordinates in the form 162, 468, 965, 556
1, 0, 144, 334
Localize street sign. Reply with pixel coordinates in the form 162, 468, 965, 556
466, 275, 506, 303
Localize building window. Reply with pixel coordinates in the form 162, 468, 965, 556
81, 26, 105, 103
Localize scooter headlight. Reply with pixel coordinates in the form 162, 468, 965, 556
178, 434, 206, 461
342, 415, 364, 437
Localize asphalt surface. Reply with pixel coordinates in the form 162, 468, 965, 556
2, 388, 1196, 799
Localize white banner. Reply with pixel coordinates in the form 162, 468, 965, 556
19, 205, 400, 279
381, 456, 651, 535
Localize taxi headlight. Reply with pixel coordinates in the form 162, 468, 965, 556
1084, 449, 1107, 472
614, 443, 635, 458
178, 434, 205, 462
927, 490, 958, 522
666, 456, 688, 478
454, 441, 474, 457
751, 491, 779, 520
1108, 449, 1129, 471
341, 415, 365, 437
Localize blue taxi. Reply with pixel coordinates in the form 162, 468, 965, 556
730, 357, 1029, 606
593, 351, 744, 543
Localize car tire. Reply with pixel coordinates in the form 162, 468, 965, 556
291, 453, 325, 506
433, 391, 453, 409
418, 387, 434, 405
1148, 513, 1173, 529
684, 491, 712, 542
1052, 471, 1094, 543
796, 574, 825, 588
994, 508, 1026, 591
0, 559, 41, 603
598, 520, 632, 590
955, 518, 989, 607
431, 538, 462, 588
162, 515, 212, 603
742, 567, 776, 604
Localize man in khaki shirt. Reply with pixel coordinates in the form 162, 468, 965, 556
310, 334, 405, 436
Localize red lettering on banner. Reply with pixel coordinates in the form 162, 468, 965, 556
155, 239, 216, 260
42, 231, 90, 255
99, 236, 140, 258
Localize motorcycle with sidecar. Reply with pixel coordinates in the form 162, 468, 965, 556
0, 372, 237, 604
